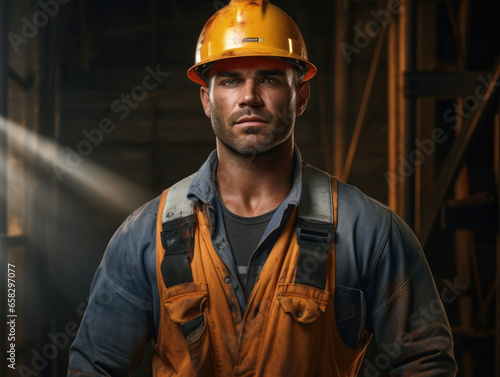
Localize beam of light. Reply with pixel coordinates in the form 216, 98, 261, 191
0, 116, 152, 215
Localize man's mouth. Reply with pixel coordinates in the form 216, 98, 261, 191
234, 116, 268, 127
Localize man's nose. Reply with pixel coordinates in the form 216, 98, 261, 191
239, 80, 263, 107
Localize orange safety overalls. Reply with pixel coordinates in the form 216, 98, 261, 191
152, 164, 370, 376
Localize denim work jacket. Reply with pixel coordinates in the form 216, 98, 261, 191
68, 148, 457, 376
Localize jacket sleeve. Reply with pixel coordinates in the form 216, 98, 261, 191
363, 212, 458, 376
68, 200, 159, 377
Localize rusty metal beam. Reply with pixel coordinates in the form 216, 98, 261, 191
418, 58, 500, 246
401, 0, 417, 228
387, 15, 401, 215
333, 0, 349, 176
415, 1, 438, 235
387, 0, 416, 226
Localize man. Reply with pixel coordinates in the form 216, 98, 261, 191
68, 1, 457, 376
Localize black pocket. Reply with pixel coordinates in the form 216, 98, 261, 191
334, 284, 367, 349
181, 312, 205, 344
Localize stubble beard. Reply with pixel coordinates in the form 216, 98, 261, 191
210, 106, 295, 159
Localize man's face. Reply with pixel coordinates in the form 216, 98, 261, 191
200, 57, 310, 157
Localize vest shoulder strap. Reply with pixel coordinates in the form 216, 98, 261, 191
159, 173, 196, 288
158, 164, 338, 290
295, 163, 337, 290
162, 172, 197, 224
299, 163, 334, 224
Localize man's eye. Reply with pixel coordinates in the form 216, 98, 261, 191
261, 77, 279, 85
220, 79, 239, 86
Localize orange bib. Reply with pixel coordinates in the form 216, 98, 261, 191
153, 168, 369, 376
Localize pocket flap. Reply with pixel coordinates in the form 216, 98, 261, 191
277, 283, 329, 324
164, 282, 208, 324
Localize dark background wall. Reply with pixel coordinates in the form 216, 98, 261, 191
2, 0, 500, 376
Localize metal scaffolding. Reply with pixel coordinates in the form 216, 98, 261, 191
334, 0, 500, 375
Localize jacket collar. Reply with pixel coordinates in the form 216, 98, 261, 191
187, 146, 303, 207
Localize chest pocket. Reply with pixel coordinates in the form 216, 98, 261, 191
163, 282, 214, 375
277, 283, 329, 323
164, 282, 208, 342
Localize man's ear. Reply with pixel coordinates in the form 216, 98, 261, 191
200, 85, 211, 118
296, 81, 310, 116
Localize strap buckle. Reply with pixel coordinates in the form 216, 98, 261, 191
297, 227, 332, 246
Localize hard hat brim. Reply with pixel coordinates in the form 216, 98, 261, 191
187, 53, 317, 86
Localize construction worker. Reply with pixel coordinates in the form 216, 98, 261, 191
68, 1, 457, 376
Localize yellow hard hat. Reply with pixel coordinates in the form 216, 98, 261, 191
187, 0, 317, 86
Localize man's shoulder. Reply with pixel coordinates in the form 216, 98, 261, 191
300, 163, 393, 229
335, 180, 394, 252
337, 180, 392, 224
335, 179, 420, 257
333, 180, 422, 291
121, 172, 198, 233
120, 195, 163, 234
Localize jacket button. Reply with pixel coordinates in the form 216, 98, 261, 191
231, 306, 237, 313
225, 277, 231, 284
296, 311, 303, 318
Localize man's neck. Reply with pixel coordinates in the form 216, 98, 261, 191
216, 139, 294, 217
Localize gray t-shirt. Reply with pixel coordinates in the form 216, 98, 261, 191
220, 200, 276, 293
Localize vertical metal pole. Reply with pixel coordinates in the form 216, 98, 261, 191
399, 0, 416, 228
388, 0, 416, 225
333, 0, 349, 177
0, 0, 9, 366
415, 2, 438, 235
387, 10, 400, 214
452, 4, 474, 373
